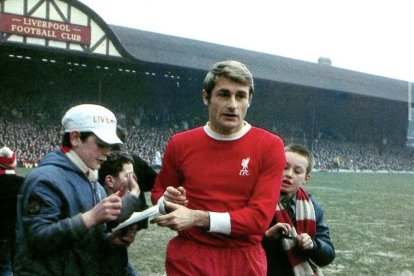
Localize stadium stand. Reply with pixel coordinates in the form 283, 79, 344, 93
1, 112, 413, 173
1, 0, 413, 173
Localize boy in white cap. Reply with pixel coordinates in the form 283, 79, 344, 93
15, 104, 138, 275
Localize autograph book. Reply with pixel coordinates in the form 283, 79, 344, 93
111, 205, 160, 232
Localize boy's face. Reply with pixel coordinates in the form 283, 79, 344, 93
72, 133, 112, 170
281, 151, 310, 197
203, 76, 251, 135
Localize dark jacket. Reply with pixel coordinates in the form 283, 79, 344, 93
262, 194, 335, 275
14, 149, 135, 276
0, 173, 24, 272
131, 154, 157, 231
0, 173, 24, 241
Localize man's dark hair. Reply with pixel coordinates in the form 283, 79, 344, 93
98, 151, 134, 184
203, 60, 254, 101
112, 125, 127, 151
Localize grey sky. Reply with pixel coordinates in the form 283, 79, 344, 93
80, 0, 414, 82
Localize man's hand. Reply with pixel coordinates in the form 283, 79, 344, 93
164, 186, 188, 206
151, 201, 209, 231
82, 193, 122, 228
128, 173, 140, 197
112, 224, 138, 247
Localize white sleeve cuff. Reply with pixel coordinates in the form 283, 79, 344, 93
208, 212, 231, 235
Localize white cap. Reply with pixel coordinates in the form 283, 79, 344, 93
62, 104, 123, 145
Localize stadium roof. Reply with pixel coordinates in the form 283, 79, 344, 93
109, 25, 409, 103
0, 0, 409, 104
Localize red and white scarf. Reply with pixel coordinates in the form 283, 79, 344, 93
0, 168, 16, 175
275, 187, 323, 276
61, 146, 98, 183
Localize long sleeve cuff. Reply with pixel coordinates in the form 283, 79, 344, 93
208, 212, 231, 235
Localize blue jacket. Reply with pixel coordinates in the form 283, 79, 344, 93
262, 194, 335, 275
14, 149, 132, 275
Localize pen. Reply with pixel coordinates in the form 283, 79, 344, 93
281, 233, 295, 239
116, 187, 125, 197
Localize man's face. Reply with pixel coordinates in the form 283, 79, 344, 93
203, 76, 251, 135
281, 151, 310, 197
72, 133, 112, 170
112, 163, 134, 193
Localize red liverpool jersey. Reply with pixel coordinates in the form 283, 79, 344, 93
152, 125, 285, 247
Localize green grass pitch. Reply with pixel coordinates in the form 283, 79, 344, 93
129, 172, 414, 275
17, 168, 414, 275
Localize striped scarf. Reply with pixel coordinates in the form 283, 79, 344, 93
0, 169, 16, 175
60, 146, 98, 183
275, 187, 323, 276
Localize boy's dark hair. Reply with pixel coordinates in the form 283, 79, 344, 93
61, 132, 94, 148
285, 144, 314, 175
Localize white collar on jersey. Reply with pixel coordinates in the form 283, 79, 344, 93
204, 121, 251, 141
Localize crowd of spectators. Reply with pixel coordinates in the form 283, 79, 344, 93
312, 139, 414, 172
1, 79, 413, 172
1, 116, 414, 172
0, 118, 179, 168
